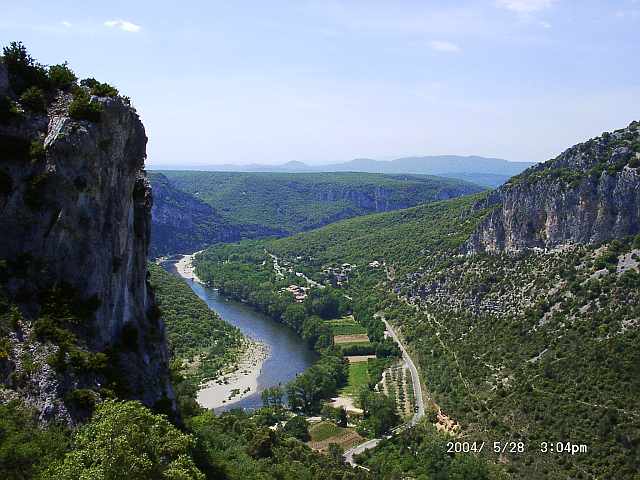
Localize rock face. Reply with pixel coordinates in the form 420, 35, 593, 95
467, 122, 640, 253
0, 61, 173, 420
149, 173, 243, 257
314, 182, 475, 211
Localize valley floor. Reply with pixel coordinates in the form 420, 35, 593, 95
174, 253, 270, 410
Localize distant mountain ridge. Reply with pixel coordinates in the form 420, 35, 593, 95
154, 156, 536, 188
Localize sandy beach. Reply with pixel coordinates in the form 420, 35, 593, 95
174, 251, 204, 283
197, 339, 270, 410
173, 252, 271, 410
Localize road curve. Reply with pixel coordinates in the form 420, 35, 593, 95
343, 317, 425, 467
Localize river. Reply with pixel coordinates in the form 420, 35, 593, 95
163, 262, 318, 412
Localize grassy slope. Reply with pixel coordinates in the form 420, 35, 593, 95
339, 362, 370, 398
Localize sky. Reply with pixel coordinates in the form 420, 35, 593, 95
1, 0, 639, 167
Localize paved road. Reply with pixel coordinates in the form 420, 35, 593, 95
343, 438, 379, 469
343, 318, 425, 467
382, 319, 425, 427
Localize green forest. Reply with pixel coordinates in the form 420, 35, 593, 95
156, 170, 483, 236
190, 184, 640, 479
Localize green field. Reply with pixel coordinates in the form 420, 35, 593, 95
308, 421, 346, 442
335, 340, 372, 350
338, 362, 370, 397
323, 316, 367, 336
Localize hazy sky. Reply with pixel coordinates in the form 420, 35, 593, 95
2, 1, 639, 167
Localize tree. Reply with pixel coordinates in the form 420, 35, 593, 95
261, 385, 284, 408
283, 303, 306, 331
246, 428, 275, 459
305, 288, 341, 319
327, 443, 344, 464
448, 454, 490, 480
48, 63, 77, 90
359, 390, 400, 436
44, 400, 204, 480
286, 373, 321, 413
337, 407, 348, 428
0, 401, 69, 480
283, 416, 310, 442
19, 86, 46, 113
2, 42, 50, 94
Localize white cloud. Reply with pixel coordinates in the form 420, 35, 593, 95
104, 19, 141, 33
61, 20, 72, 28
429, 40, 461, 53
496, 0, 557, 13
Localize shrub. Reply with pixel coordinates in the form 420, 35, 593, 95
0, 401, 70, 479
19, 86, 46, 113
29, 139, 45, 161
80, 77, 118, 97
64, 388, 97, 411
283, 415, 310, 441
48, 62, 77, 90
24, 172, 49, 209
0, 95, 21, 123
68, 88, 102, 122
2, 41, 50, 94
0, 337, 11, 360
43, 400, 204, 480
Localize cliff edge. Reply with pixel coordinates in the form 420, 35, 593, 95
467, 121, 640, 253
0, 47, 173, 422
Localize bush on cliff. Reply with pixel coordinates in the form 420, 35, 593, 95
19, 86, 46, 114
2, 41, 50, 95
68, 88, 102, 122
48, 62, 77, 91
0, 96, 21, 123
80, 78, 118, 98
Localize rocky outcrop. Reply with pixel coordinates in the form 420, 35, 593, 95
0, 61, 173, 421
314, 181, 479, 212
149, 173, 242, 257
467, 122, 640, 253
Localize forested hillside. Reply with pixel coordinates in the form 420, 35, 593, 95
193, 122, 640, 479
148, 263, 243, 386
152, 171, 484, 251
149, 173, 242, 257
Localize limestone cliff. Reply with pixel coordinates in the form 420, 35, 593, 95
149, 172, 242, 257
467, 121, 640, 253
0, 59, 173, 422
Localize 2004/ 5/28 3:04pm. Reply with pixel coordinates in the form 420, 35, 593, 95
446, 441, 588, 455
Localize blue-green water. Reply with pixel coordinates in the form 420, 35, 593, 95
165, 262, 317, 412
